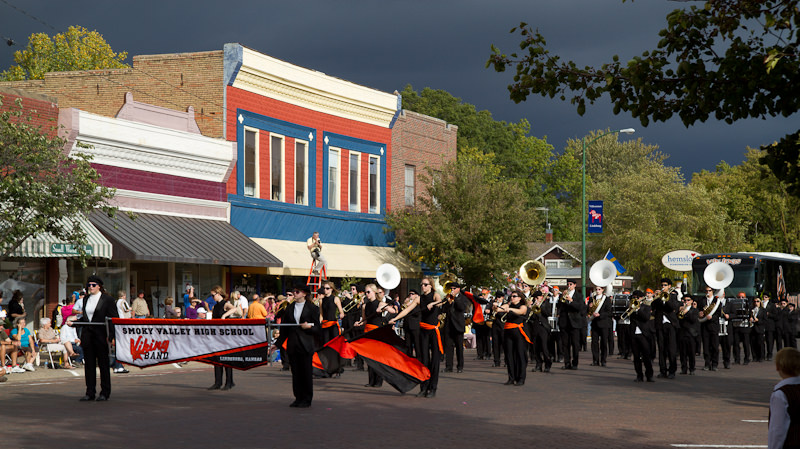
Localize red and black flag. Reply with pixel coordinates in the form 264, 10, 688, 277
313, 335, 356, 377
463, 291, 485, 324
347, 325, 430, 394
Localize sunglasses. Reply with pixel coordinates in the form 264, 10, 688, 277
510, 294, 520, 298
87, 283, 99, 287
323, 287, 332, 290
421, 283, 430, 286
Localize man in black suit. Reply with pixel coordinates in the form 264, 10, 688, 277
699, 287, 723, 371
275, 286, 320, 408
652, 278, 680, 379
442, 282, 469, 373
763, 292, 778, 360
629, 290, 655, 382
528, 291, 552, 372
78, 275, 119, 402
589, 285, 613, 367
678, 295, 700, 375
731, 291, 753, 365
559, 279, 585, 370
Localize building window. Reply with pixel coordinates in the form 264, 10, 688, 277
243, 129, 258, 197
369, 156, 379, 214
295, 141, 307, 205
328, 148, 339, 210
404, 164, 415, 207
349, 152, 360, 212
270, 135, 284, 201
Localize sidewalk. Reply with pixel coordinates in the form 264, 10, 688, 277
1, 360, 208, 385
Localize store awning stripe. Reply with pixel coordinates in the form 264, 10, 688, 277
8, 215, 113, 259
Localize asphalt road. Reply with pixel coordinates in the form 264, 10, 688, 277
2, 349, 775, 449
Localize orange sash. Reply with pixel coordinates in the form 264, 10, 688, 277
322, 320, 340, 335
504, 322, 532, 344
420, 322, 444, 354
364, 324, 379, 332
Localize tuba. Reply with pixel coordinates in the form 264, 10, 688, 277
588, 260, 616, 319
519, 260, 546, 286
376, 264, 401, 291
439, 272, 458, 295
701, 262, 734, 318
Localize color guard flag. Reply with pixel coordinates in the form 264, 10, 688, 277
604, 249, 627, 275
347, 325, 430, 394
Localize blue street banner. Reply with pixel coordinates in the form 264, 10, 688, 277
587, 201, 603, 234
604, 249, 627, 275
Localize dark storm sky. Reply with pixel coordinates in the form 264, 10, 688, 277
1, 0, 796, 178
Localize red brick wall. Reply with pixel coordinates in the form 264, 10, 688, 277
226, 86, 393, 211
390, 110, 458, 208
0, 88, 59, 137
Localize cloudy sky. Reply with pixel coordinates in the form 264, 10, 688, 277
1, 0, 796, 177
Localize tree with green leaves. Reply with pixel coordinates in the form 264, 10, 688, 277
487, 1, 800, 195
1, 25, 128, 81
0, 94, 118, 264
385, 155, 535, 288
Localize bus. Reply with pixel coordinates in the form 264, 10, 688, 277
690, 252, 800, 303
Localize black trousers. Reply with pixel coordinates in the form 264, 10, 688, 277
81, 329, 111, 398
532, 326, 551, 369
702, 326, 720, 367
608, 325, 615, 355
679, 334, 696, 372
617, 323, 632, 357
443, 325, 464, 370
719, 334, 732, 364
491, 324, 505, 366
657, 325, 678, 375
632, 333, 654, 380
404, 325, 421, 359
504, 328, 527, 383
367, 365, 384, 387
561, 326, 582, 367
785, 331, 797, 349
320, 323, 340, 346
751, 331, 765, 361
732, 327, 752, 363
591, 325, 610, 364
474, 323, 491, 358
419, 328, 441, 393
548, 329, 562, 361
213, 366, 233, 387
288, 348, 314, 404
765, 329, 776, 358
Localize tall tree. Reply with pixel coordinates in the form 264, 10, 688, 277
1, 25, 128, 81
0, 95, 118, 264
385, 155, 535, 288
487, 1, 800, 195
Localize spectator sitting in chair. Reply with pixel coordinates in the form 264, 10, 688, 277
60, 316, 84, 367
1, 321, 22, 372
37, 318, 66, 366
10, 316, 36, 372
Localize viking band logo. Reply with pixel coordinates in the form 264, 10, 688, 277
130, 336, 170, 361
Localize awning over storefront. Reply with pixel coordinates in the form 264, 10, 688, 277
90, 212, 282, 268
251, 238, 420, 278
8, 215, 113, 259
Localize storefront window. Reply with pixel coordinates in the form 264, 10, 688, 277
0, 260, 45, 326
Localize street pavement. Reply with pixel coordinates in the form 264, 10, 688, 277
1, 349, 774, 449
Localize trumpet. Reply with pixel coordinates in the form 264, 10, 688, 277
620, 298, 641, 321
342, 294, 363, 313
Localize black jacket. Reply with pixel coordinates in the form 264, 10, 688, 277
588, 294, 613, 329
276, 301, 321, 354
78, 292, 118, 340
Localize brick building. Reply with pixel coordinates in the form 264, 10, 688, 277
1, 44, 457, 298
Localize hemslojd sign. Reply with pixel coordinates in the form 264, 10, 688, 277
661, 250, 701, 272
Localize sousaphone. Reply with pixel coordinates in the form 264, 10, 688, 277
376, 263, 401, 291
519, 260, 546, 286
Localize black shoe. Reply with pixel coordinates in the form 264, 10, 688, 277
493, 362, 501, 367
79, 395, 95, 402
95, 395, 108, 402
514, 380, 525, 386
680, 370, 688, 375
657, 373, 666, 378
591, 362, 599, 366
281, 366, 290, 371
634, 377, 644, 382
601, 362, 607, 367
744, 360, 750, 365
724, 362, 730, 369
504, 379, 514, 385
703, 365, 710, 371
543, 367, 551, 373
562, 365, 572, 370
289, 401, 300, 407
689, 370, 695, 375
646, 377, 655, 382
296, 402, 311, 408
444, 368, 453, 372
667, 373, 675, 379
569, 366, 578, 370
711, 366, 718, 371
207, 384, 221, 390
221, 384, 234, 391
416, 390, 427, 398
456, 368, 463, 373
426, 390, 436, 398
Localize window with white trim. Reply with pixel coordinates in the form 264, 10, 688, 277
243, 128, 258, 197
328, 148, 340, 210
404, 164, 415, 207
295, 140, 308, 205
270, 135, 284, 201
349, 152, 360, 212
368, 156, 379, 214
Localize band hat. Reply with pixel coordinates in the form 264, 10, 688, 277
408, 289, 419, 296
87, 275, 104, 286
645, 288, 654, 293
631, 290, 644, 298
567, 279, 578, 284
446, 281, 461, 289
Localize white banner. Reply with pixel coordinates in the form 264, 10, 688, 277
113, 319, 269, 368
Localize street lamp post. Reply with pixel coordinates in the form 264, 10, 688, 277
581, 128, 635, 301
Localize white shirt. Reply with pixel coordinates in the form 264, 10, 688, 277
85, 292, 102, 321
237, 296, 249, 312
769, 375, 800, 449
294, 301, 305, 324
60, 325, 78, 343
117, 298, 132, 319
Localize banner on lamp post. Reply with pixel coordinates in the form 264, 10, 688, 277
587, 201, 603, 234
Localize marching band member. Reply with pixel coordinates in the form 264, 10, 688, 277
616, 293, 633, 360
501, 288, 530, 385
358, 284, 386, 388
548, 287, 563, 363
559, 279, 585, 370
589, 285, 613, 367
528, 291, 552, 372
319, 281, 344, 346
401, 290, 422, 358
473, 289, 492, 360
275, 286, 320, 408
490, 291, 507, 368
732, 291, 753, 365
442, 282, 469, 374
763, 292, 778, 361
629, 290, 655, 382
652, 278, 680, 379
751, 297, 767, 362
699, 286, 723, 371
416, 277, 443, 398
678, 294, 699, 375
